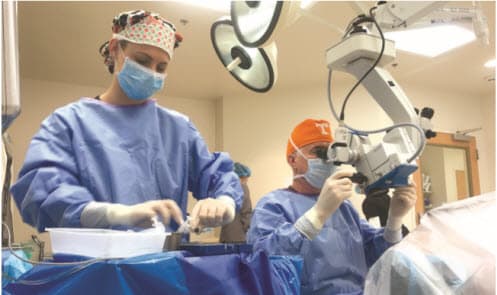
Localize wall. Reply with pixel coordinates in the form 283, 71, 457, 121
480, 94, 496, 192
7, 78, 217, 248
221, 80, 496, 230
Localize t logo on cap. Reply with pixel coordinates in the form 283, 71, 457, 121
315, 122, 329, 135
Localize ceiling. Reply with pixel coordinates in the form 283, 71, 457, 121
18, 1, 496, 100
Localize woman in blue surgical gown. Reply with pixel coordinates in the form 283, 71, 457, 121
11, 10, 242, 233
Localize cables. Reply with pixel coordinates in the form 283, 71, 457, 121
327, 70, 426, 163
339, 7, 385, 121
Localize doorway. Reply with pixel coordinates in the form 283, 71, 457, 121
412, 132, 480, 223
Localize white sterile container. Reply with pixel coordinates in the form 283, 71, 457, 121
46, 228, 169, 258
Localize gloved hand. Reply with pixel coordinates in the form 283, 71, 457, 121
189, 196, 235, 232
386, 184, 417, 230
310, 169, 354, 227
104, 200, 184, 228
103, 200, 183, 228
81, 200, 184, 228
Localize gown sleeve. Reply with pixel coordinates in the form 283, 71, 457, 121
186, 120, 243, 209
10, 112, 94, 231
247, 196, 309, 255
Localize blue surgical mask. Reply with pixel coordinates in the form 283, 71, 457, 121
290, 137, 336, 189
296, 158, 336, 189
117, 57, 165, 100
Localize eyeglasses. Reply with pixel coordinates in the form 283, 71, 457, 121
310, 146, 329, 161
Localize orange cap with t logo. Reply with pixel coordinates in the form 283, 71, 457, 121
286, 119, 333, 156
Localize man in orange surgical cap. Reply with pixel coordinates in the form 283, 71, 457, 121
247, 118, 416, 295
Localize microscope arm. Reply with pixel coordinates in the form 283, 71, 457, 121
345, 58, 421, 148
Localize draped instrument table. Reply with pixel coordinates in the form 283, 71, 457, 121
3, 250, 302, 295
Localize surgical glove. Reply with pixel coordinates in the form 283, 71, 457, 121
190, 196, 235, 231
386, 184, 417, 229
384, 184, 417, 243
295, 170, 354, 239
81, 200, 183, 228
313, 169, 354, 223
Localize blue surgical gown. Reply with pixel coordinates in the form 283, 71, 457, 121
11, 98, 242, 232
247, 188, 393, 295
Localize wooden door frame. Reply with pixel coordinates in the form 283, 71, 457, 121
413, 132, 480, 223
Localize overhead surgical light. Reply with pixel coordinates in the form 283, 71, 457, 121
230, 1, 301, 47
210, 19, 277, 92
220, 1, 342, 92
